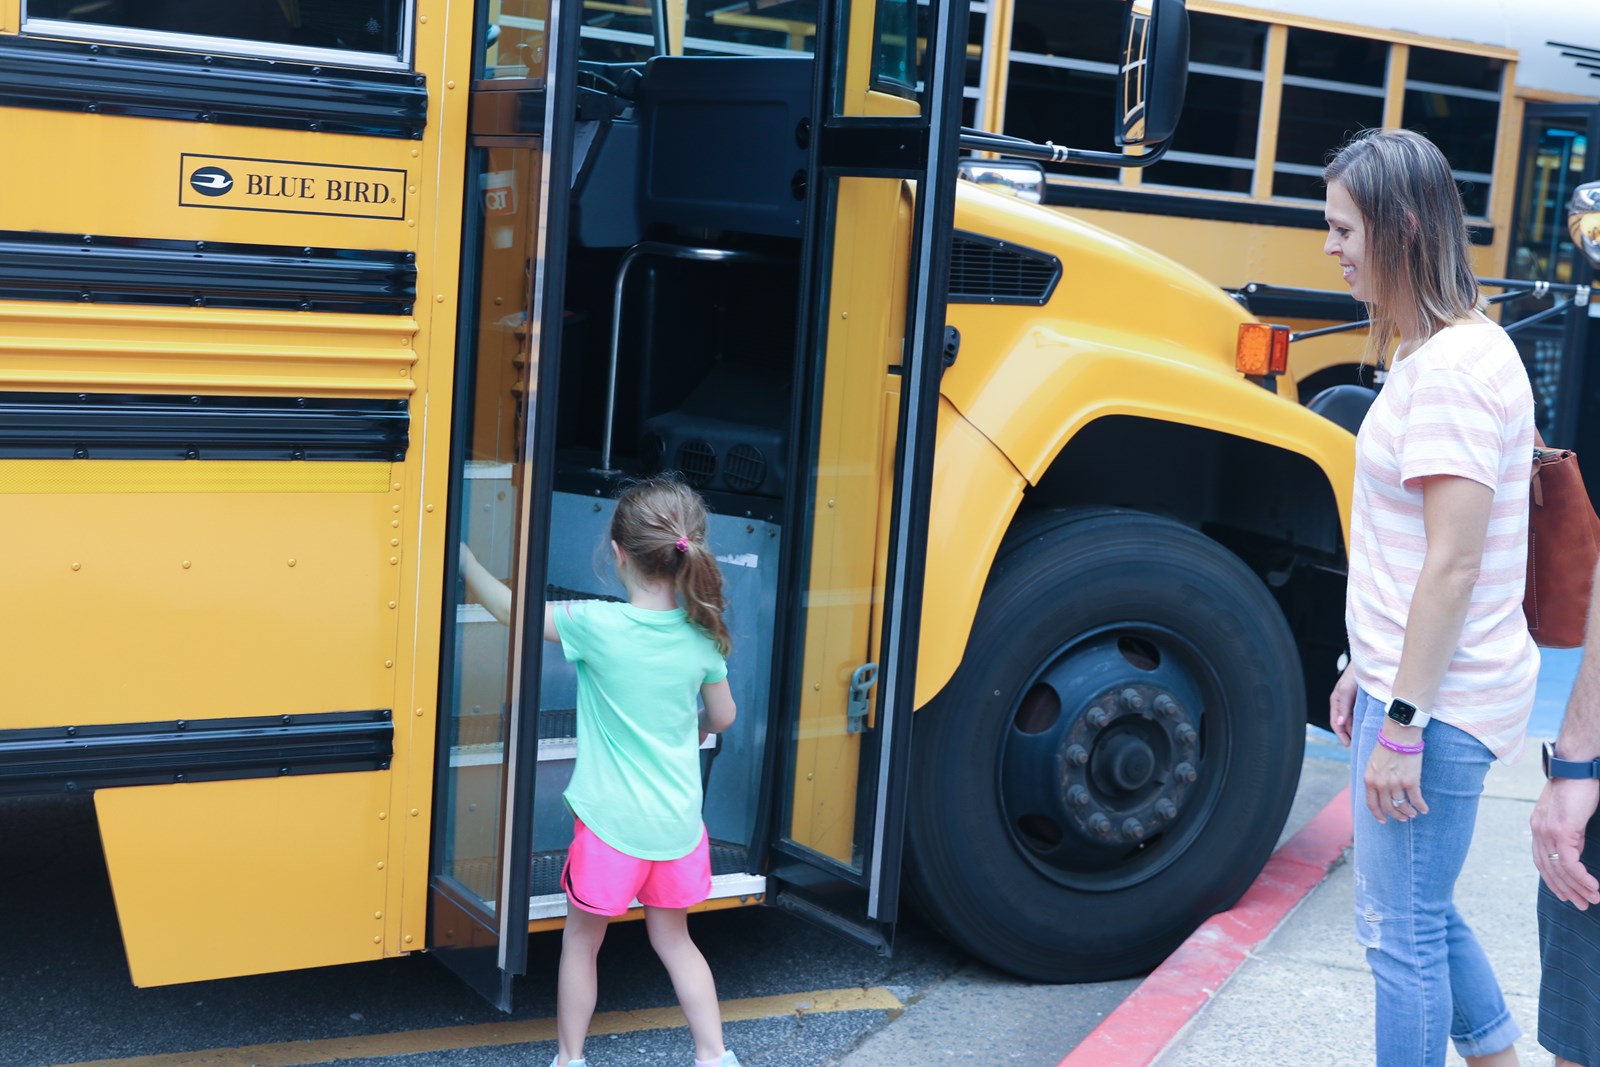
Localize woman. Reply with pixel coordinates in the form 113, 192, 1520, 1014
1325, 128, 1537, 1067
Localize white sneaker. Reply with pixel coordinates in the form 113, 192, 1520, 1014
550, 1058, 587, 1067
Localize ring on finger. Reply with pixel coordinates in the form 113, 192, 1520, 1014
1391, 795, 1408, 806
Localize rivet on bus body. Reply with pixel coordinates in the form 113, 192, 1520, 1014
71, 562, 80, 571
182, 560, 191, 569
288, 559, 296, 567
373, 936, 381, 944
447, 81, 455, 89
393, 504, 402, 513
390, 538, 400, 547
419, 14, 427, 21
378, 812, 387, 821
411, 149, 419, 157
806, 773, 814, 781
813, 682, 821, 691
840, 311, 848, 319
407, 219, 415, 227
411, 808, 419, 816
374, 912, 382, 920
389, 601, 398, 610
377, 861, 385, 870
393, 483, 402, 491
426, 504, 435, 513
827, 498, 835, 507
391, 520, 400, 528
384, 659, 394, 668
404, 934, 413, 944
415, 709, 423, 717
436, 294, 445, 303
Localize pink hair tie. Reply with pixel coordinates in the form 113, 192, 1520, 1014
674, 537, 689, 553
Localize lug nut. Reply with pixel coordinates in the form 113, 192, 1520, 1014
1176, 723, 1197, 746
1122, 818, 1146, 840
1088, 812, 1112, 836
1120, 688, 1145, 712
1068, 785, 1091, 808
1086, 706, 1110, 729
1066, 744, 1089, 767
1175, 762, 1197, 784
1156, 798, 1178, 821
1154, 694, 1179, 719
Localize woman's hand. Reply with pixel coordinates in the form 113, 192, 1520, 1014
1329, 665, 1357, 747
1364, 725, 1429, 823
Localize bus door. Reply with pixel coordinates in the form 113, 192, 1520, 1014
766, 0, 968, 949
427, 0, 579, 1011
1507, 102, 1599, 455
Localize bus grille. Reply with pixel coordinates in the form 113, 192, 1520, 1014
948, 232, 1062, 306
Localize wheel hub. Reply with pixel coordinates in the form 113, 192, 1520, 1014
999, 634, 1209, 885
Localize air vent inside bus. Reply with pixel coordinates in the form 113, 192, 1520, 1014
948, 231, 1062, 306
640, 366, 789, 498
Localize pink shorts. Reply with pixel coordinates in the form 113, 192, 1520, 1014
561, 817, 712, 917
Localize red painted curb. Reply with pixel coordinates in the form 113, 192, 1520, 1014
1057, 785, 1354, 1067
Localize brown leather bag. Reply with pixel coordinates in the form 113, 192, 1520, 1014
1525, 439, 1600, 648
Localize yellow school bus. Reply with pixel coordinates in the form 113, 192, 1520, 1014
0, 0, 1357, 1005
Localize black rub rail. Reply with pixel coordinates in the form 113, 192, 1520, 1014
0, 231, 417, 315
0, 35, 427, 138
0, 710, 395, 797
0, 392, 410, 461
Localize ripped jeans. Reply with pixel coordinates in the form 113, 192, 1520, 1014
1351, 689, 1521, 1065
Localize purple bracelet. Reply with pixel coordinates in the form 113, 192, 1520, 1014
1376, 732, 1425, 755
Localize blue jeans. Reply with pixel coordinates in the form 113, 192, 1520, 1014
1351, 689, 1521, 1065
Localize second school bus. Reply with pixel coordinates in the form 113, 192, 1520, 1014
0, 0, 1357, 1004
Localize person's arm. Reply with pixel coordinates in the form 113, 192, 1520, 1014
1365, 474, 1494, 824
1533, 556, 1600, 908
459, 543, 513, 627
699, 679, 736, 737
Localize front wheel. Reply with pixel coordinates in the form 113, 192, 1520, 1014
905, 508, 1305, 982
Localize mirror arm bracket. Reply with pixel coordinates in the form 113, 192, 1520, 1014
956, 132, 1173, 170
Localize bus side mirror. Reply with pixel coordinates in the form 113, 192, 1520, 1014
1116, 0, 1189, 148
1571, 181, 1600, 269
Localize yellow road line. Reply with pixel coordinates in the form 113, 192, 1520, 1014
56, 986, 905, 1067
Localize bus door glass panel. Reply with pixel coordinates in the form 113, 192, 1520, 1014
772, 0, 954, 938
1507, 105, 1597, 446
429, 0, 558, 1011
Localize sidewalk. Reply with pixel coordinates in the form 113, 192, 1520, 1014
1063, 646, 1584, 1067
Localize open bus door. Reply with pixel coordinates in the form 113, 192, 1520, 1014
764, 0, 968, 949
426, 0, 581, 1011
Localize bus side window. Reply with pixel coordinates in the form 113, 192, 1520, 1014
22, 0, 409, 60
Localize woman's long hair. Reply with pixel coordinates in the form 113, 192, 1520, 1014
1323, 129, 1480, 367
609, 475, 731, 655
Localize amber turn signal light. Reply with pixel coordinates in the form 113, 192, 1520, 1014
1236, 322, 1290, 376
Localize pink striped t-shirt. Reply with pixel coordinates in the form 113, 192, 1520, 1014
1346, 320, 1538, 763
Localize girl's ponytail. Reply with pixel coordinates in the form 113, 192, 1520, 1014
610, 475, 732, 656
675, 537, 731, 656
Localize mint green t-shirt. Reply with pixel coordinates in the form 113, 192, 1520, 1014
553, 600, 728, 860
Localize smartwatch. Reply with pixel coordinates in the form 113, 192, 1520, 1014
1386, 697, 1431, 730
1543, 741, 1600, 780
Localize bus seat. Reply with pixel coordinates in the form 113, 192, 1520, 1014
1306, 383, 1377, 435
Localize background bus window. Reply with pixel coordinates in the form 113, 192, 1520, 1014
1401, 48, 1505, 219
23, 0, 409, 61
1272, 27, 1387, 201
1005, 0, 1121, 181
683, 0, 817, 58
1140, 12, 1266, 195
483, 0, 550, 80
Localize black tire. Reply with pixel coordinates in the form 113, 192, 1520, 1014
904, 507, 1305, 982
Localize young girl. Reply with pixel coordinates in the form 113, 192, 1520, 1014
1324, 129, 1534, 1067
543, 476, 740, 1067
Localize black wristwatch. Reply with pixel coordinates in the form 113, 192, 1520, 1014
1386, 697, 1431, 730
1543, 741, 1600, 780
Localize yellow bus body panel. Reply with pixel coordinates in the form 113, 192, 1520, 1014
911, 183, 1356, 705
95, 773, 392, 987
1, 474, 399, 726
